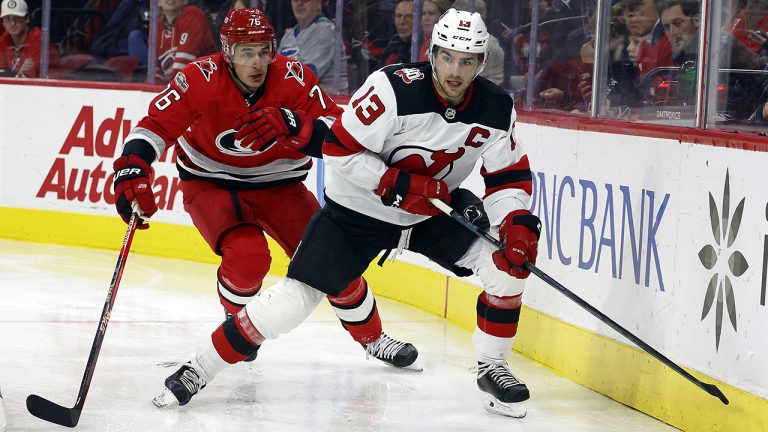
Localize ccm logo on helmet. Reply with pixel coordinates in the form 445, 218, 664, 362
452, 35, 472, 41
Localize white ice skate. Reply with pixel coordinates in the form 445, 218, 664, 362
475, 360, 529, 418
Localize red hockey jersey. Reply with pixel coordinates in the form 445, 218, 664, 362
156, 5, 217, 83
126, 53, 341, 187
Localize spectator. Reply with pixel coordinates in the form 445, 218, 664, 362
658, 0, 699, 65
92, 0, 149, 61
504, 0, 555, 83
279, 0, 348, 92
452, 0, 506, 85
417, 0, 451, 61
626, 34, 643, 65
154, 0, 217, 83
379, 0, 413, 66
727, 0, 768, 54
536, 5, 637, 112
0, 0, 60, 78
644, 0, 700, 104
263, 0, 297, 44
358, 0, 396, 66
622, 0, 672, 77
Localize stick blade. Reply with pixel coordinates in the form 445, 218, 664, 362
26, 394, 81, 428
701, 383, 729, 405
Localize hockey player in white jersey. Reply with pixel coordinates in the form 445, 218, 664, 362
155, 9, 540, 418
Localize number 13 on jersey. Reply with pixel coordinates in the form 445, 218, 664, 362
352, 86, 385, 125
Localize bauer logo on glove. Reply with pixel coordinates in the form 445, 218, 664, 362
112, 155, 157, 229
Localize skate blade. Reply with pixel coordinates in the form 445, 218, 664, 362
376, 359, 423, 372
152, 388, 180, 408
399, 361, 424, 372
157, 360, 184, 368
481, 394, 527, 418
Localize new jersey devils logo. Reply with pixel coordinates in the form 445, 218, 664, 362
394, 68, 425, 84
215, 130, 273, 156
285, 61, 305, 87
388, 146, 466, 179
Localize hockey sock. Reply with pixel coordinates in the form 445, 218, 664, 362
327, 278, 383, 344
473, 292, 522, 359
211, 309, 262, 364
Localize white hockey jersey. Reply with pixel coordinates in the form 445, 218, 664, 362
323, 62, 533, 227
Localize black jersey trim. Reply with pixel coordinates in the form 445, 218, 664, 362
483, 169, 533, 190
177, 165, 308, 190
380, 62, 513, 131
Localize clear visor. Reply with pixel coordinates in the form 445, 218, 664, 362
432, 48, 483, 76
229, 42, 275, 66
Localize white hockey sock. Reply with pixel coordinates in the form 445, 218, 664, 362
194, 341, 229, 381
472, 327, 515, 362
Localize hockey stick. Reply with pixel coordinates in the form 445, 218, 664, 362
429, 198, 729, 405
27, 211, 141, 427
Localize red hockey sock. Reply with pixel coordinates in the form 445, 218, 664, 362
327, 278, 383, 344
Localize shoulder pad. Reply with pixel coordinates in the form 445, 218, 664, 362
271, 55, 318, 88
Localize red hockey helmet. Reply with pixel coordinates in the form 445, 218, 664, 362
220, 8, 276, 65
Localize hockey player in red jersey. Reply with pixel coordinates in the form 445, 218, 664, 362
112, 7, 417, 375
154, 8, 539, 418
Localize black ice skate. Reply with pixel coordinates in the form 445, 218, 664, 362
476, 361, 529, 418
363, 332, 421, 371
225, 310, 260, 362
152, 361, 208, 407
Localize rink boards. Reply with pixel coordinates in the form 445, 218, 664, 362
0, 79, 766, 431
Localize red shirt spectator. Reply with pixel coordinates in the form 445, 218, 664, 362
0, 0, 59, 78
728, 7, 768, 54
156, 1, 217, 83
636, 32, 672, 77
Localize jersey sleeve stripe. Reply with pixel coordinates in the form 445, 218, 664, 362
124, 128, 168, 162
323, 122, 367, 157
175, 52, 198, 61
481, 155, 532, 197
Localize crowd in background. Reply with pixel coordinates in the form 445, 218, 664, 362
1, 0, 767, 127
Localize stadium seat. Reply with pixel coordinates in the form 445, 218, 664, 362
106, 56, 140, 81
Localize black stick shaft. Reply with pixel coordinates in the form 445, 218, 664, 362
429, 199, 729, 405
27, 213, 139, 427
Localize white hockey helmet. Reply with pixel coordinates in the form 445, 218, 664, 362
429, 8, 489, 75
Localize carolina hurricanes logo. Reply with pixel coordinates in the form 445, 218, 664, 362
215, 130, 274, 156
193, 58, 217, 82
394, 68, 425, 84
285, 61, 305, 87
388, 146, 466, 179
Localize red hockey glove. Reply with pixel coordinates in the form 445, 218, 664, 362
233, 107, 312, 152
492, 210, 541, 279
112, 155, 157, 229
374, 167, 450, 216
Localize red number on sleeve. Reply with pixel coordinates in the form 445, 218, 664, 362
351, 86, 386, 125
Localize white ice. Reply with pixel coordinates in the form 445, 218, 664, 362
0, 239, 678, 431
